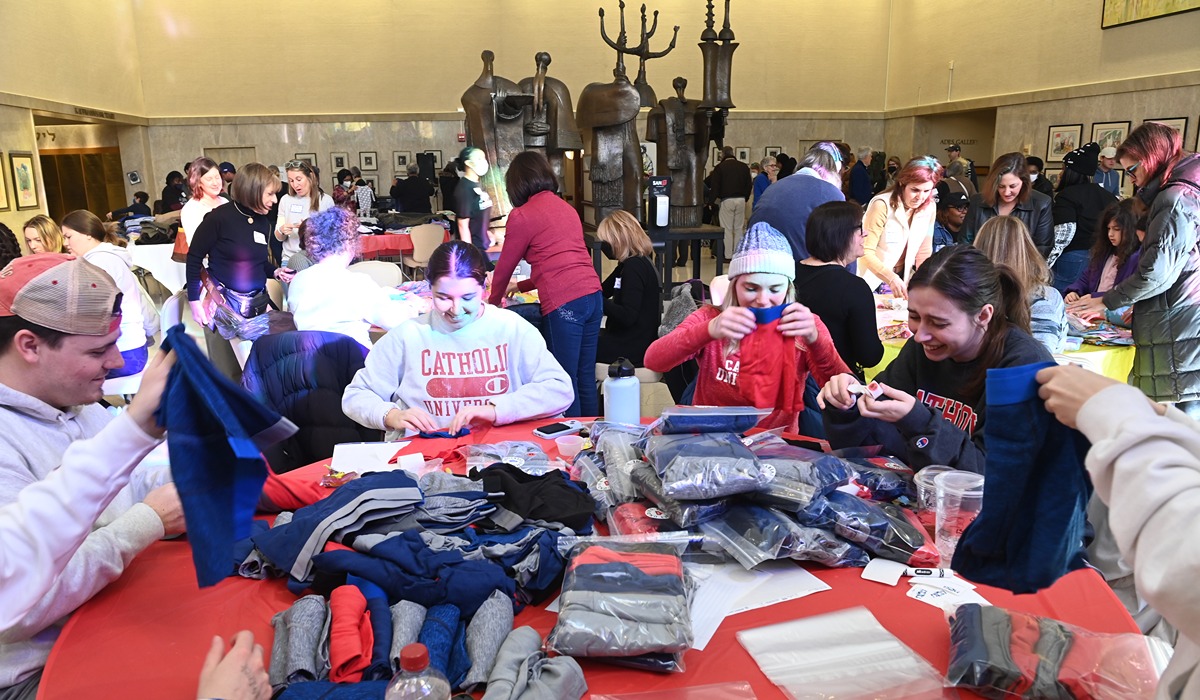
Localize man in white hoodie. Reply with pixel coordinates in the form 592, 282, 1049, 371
0, 255, 185, 700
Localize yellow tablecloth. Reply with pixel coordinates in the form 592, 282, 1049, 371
865, 340, 1135, 383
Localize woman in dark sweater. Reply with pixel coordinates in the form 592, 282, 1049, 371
794, 201, 884, 378
595, 210, 662, 366
488, 151, 603, 416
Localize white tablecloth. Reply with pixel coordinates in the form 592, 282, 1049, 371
130, 244, 186, 292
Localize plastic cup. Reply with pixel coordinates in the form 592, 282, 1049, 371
934, 471, 985, 568
913, 465, 956, 534
555, 435, 585, 459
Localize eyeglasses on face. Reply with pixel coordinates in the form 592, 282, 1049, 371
285, 160, 313, 172
1122, 161, 1141, 177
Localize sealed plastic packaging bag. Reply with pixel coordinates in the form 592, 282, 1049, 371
628, 462, 729, 527
947, 603, 1169, 700
842, 454, 915, 502
699, 503, 868, 569
642, 433, 770, 500
547, 541, 693, 673
592, 423, 645, 504
649, 406, 770, 435
797, 491, 939, 566
462, 441, 556, 473
574, 450, 613, 521
608, 502, 729, 563
745, 435, 854, 511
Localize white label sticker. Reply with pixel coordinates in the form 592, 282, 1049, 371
595, 477, 611, 491
760, 463, 776, 481
508, 457, 525, 468
614, 278, 622, 289
645, 507, 670, 520
253, 232, 267, 245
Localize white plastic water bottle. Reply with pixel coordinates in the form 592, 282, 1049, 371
384, 643, 451, 700
603, 358, 641, 425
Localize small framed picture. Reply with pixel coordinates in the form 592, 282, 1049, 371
331, 176, 341, 190
394, 151, 412, 169
711, 146, 721, 165
9, 152, 38, 210
1090, 121, 1130, 151
764, 146, 782, 159
735, 147, 751, 164
293, 153, 317, 168
1045, 125, 1083, 162
423, 150, 442, 168
1043, 168, 1062, 191
330, 152, 349, 171
359, 151, 378, 172
1145, 117, 1188, 139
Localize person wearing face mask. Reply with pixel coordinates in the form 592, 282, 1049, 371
1025, 156, 1056, 198
819, 245, 1053, 474
332, 168, 356, 212
342, 240, 572, 438
181, 157, 229, 245
746, 142, 847, 262
275, 160, 334, 267
884, 156, 902, 190
455, 147, 495, 255
593, 210, 662, 366
961, 152, 1054, 256
645, 222, 850, 431
858, 157, 943, 300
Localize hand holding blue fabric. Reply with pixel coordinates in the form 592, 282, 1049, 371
778, 302, 818, 343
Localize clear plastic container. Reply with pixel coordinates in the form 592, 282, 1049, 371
385, 643, 451, 700
934, 471, 985, 568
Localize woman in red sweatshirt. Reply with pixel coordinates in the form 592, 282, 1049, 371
645, 222, 850, 430
489, 151, 603, 417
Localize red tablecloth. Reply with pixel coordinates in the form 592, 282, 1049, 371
39, 422, 1139, 700
359, 233, 414, 258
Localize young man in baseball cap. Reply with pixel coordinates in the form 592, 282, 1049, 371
0, 254, 185, 697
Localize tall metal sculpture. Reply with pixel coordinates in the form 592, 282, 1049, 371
517, 52, 584, 192
461, 50, 529, 217
578, 1, 675, 224
645, 77, 710, 228
600, 3, 679, 108
699, 0, 737, 149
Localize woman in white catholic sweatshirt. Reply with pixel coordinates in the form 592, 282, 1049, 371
342, 240, 573, 438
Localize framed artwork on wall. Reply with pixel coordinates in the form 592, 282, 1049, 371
764, 146, 781, 159
1102, 0, 1200, 28
330, 152, 349, 171
735, 147, 750, 163
363, 176, 377, 191
711, 146, 721, 165
1046, 125, 1083, 162
1090, 121, 1130, 151
293, 153, 317, 168
0, 152, 9, 212
9, 152, 38, 210
1145, 117, 1188, 138
394, 151, 412, 169
359, 152, 378, 172
1043, 168, 1062, 191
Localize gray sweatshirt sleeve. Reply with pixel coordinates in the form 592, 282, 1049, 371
491, 321, 574, 425
342, 325, 409, 432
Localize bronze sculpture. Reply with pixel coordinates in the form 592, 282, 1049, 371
460, 50, 531, 218
598, 2, 679, 108
645, 77, 711, 228
517, 52, 584, 192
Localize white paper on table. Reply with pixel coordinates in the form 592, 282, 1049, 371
860, 558, 907, 586
686, 563, 773, 651
728, 560, 830, 615
330, 441, 416, 474
906, 578, 991, 612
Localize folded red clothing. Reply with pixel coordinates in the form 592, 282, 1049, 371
568, 544, 683, 577
329, 585, 374, 683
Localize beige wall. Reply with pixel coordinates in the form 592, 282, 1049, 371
0, 105, 43, 242
129, 0, 891, 117
0, 0, 144, 116
885, 0, 1200, 110
36, 124, 121, 151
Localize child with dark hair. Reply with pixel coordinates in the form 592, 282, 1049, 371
1064, 199, 1146, 303
0, 224, 20, 270
819, 245, 1054, 473
342, 240, 572, 438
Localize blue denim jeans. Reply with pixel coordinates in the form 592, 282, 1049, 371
1051, 250, 1089, 295
544, 291, 603, 417
107, 344, 149, 378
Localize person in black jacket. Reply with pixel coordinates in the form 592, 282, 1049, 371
1048, 143, 1118, 293
594, 210, 662, 366
1025, 156, 1056, 198
961, 153, 1053, 257
390, 163, 435, 213
819, 246, 1053, 474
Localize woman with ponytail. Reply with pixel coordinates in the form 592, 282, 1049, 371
818, 245, 1053, 473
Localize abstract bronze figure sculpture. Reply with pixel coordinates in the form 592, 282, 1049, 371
461, 50, 529, 217
645, 77, 710, 227
517, 52, 584, 192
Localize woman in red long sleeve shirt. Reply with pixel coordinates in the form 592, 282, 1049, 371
645, 222, 850, 431
489, 151, 603, 417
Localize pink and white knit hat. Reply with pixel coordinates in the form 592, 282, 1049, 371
729, 222, 795, 281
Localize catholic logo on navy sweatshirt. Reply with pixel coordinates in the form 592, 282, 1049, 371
915, 389, 977, 432
420, 345, 510, 417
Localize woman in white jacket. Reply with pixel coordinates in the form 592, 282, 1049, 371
859, 156, 943, 299
180, 156, 228, 244
61, 210, 149, 377
1038, 364, 1200, 700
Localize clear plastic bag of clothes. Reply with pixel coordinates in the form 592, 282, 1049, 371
462, 441, 557, 473
593, 423, 646, 503
641, 433, 770, 500
745, 434, 854, 511
574, 450, 613, 521
647, 406, 771, 435
833, 448, 916, 502
628, 462, 729, 527
796, 491, 939, 566
947, 603, 1170, 700
607, 502, 729, 564
547, 541, 694, 673
699, 503, 868, 570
